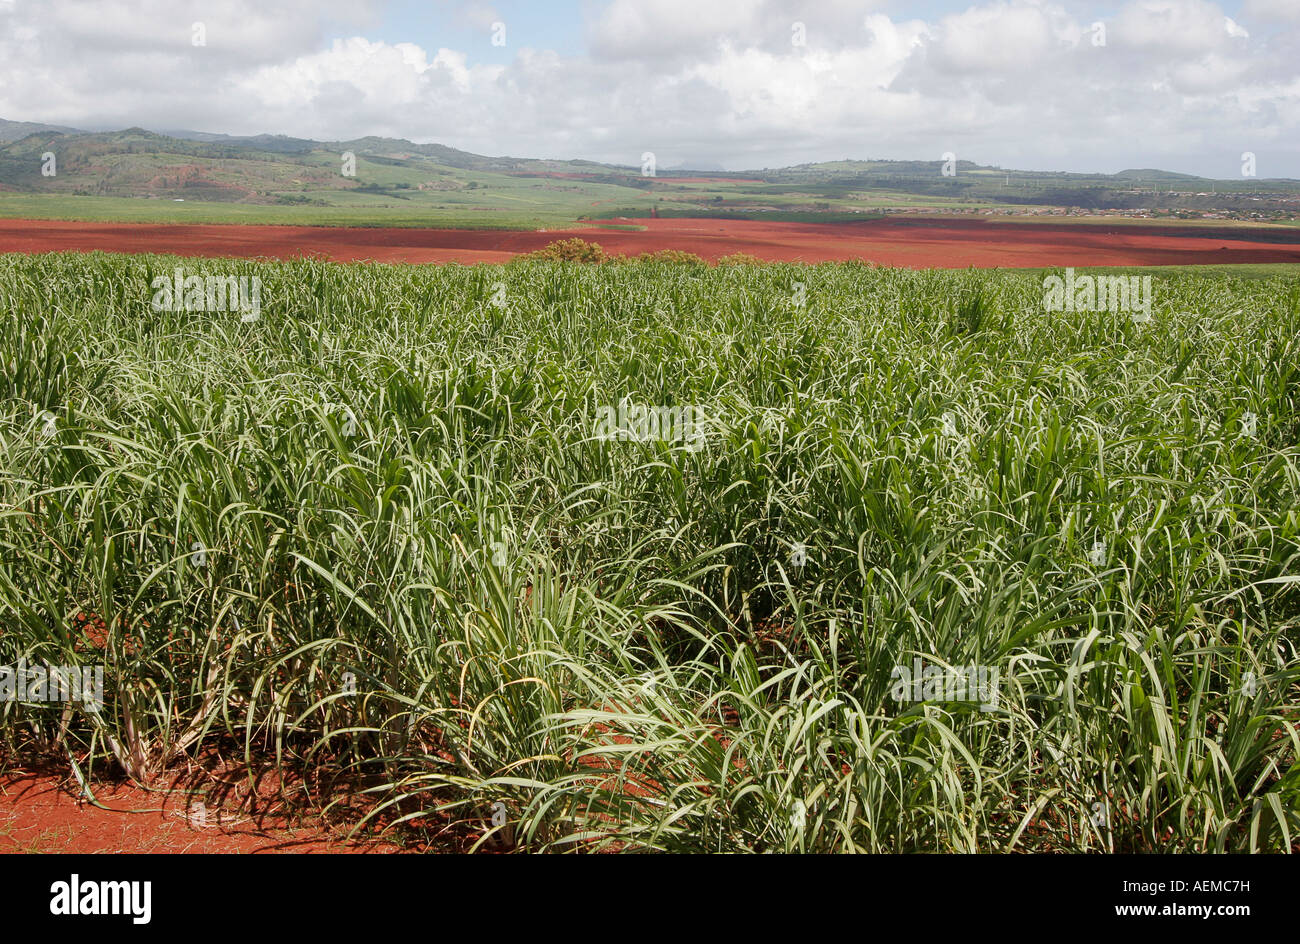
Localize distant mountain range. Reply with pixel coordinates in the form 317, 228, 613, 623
1, 118, 1296, 225
0, 119, 609, 172
0, 118, 83, 142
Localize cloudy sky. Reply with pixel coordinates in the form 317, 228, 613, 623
0, 0, 1296, 177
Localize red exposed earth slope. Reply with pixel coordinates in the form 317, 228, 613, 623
1, 216, 1298, 266
0, 770, 404, 854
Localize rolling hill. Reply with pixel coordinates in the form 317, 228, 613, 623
1, 119, 1297, 229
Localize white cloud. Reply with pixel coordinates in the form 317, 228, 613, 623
0, 0, 1295, 177
587, 0, 890, 60
1242, 0, 1300, 24
924, 2, 1062, 74
1111, 0, 1248, 52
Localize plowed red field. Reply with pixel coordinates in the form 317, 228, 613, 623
2, 216, 1299, 266
0, 771, 403, 854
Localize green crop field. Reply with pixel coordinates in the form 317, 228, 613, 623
0, 192, 581, 230
1, 251, 1297, 852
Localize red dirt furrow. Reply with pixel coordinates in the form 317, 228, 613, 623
1, 216, 1299, 267
0, 771, 403, 854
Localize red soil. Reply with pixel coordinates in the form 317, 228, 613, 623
0, 770, 404, 854
2, 216, 1298, 267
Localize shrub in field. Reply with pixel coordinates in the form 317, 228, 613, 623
717, 252, 764, 265
1, 252, 1297, 853
522, 237, 607, 263
630, 249, 707, 265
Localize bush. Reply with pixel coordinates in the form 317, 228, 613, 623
523, 237, 607, 263
717, 252, 764, 265
631, 249, 707, 265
